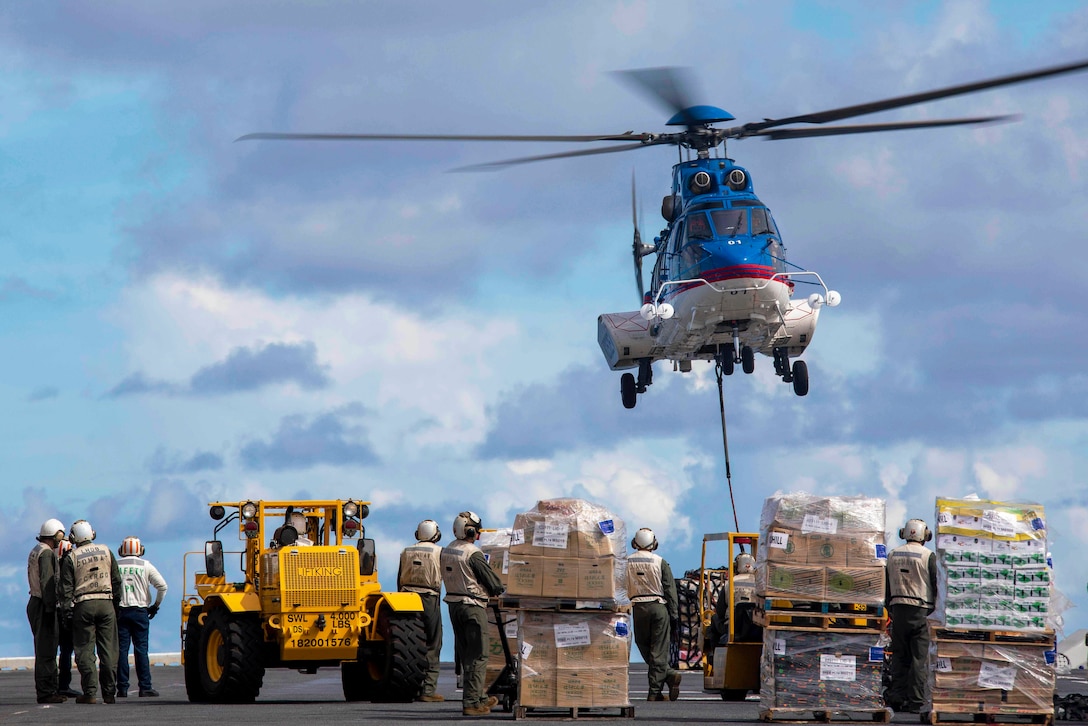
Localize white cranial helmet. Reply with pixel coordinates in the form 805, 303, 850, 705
899, 518, 932, 543
734, 552, 756, 574
415, 519, 441, 543
631, 528, 658, 551
452, 511, 482, 541
70, 520, 95, 546
119, 536, 145, 557
39, 518, 65, 541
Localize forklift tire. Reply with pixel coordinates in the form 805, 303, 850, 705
368, 611, 428, 703
721, 688, 748, 701
341, 659, 376, 702
198, 607, 265, 703
183, 609, 209, 703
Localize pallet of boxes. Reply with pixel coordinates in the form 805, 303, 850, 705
502, 498, 635, 720
755, 493, 892, 723
927, 497, 1056, 726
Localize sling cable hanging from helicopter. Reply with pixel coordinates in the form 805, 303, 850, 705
715, 356, 741, 533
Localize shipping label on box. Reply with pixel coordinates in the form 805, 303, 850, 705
507, 555, 543, 597
938, 534, 992, 554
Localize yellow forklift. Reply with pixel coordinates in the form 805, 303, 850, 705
698, 531, 762, 701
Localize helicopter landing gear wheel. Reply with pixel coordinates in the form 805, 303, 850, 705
722, 353, 734, 375
741, 346, 755, 374
620, 373, 637, 409
791, 360, 809, 396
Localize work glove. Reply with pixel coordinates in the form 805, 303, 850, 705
148, 605, 159, 620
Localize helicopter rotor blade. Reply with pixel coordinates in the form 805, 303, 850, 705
632, 172, 645, 303
752, 114, 1020, 140
613, 67, 698, 117
237, 131, 653, 144
740, 58, 1088, 135
450, 139, 665, 171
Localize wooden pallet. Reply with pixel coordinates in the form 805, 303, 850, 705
513, 705, 635, 720
926, 710, 1052, 725
930, 627, 1053, 645
497, 596, 629, 612
759, 707, 891, 723
754, 608, 883, 632
757, 597, 885, 616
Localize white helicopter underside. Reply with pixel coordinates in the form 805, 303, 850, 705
598, 276, 822, 370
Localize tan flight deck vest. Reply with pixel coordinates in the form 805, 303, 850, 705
887, 541, 934, 608
441, 539, 487, 606
72, 543, 114, 604
400, 541, 442, 595
733, 572, 757, 604
27, 542, 52, 598
626, 550, 666, 604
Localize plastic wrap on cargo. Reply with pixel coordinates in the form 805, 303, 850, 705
933, 498, 1052, 632
929, 636, 1055, 713
758, 493, 886, 602
479, 528, 513, 589
517, 610, 631, 708
760, 629, 885, 710
507, 498, 628, 606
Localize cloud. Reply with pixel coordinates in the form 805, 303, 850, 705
106, 340, 331, 398
26, 386, 58, 402
240, 402, 379, 471
147, 447, 225, 475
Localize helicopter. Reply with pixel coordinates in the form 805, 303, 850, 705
239, 58, 1088, 409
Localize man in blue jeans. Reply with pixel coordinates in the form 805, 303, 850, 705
115, 536, 168, 697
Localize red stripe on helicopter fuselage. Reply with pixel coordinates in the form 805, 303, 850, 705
662, 265, 791, 300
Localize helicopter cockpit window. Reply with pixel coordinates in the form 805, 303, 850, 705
686, 213, 712, 241
710, 209, 747, 237
751, 208, 773, 235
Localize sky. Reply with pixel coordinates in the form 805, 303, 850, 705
3, 0, 1088, 661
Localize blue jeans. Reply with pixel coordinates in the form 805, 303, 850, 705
116, 607, 152, 693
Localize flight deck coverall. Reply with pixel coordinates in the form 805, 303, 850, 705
626, 549, 681, 699
116, 553, 168, 696
399, 540, 444, 698
441, 538, 504, 711
27, 541, 60, 701
59, 542, 122, 701
885, 541, 937, 711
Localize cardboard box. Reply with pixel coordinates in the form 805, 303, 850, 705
518, 669, 556, 707
806, 535, 849, 567
594, 667, 629, 706
572, 527, 615, 558
556, 669, 593, 707
760, 564, 826, 599
542, 557, 579, 599
764, 528, 806, 563
482, 547, 509, 586
507, 555, 543, 597
578, 557, 616, 600
825, 566, 885, 603
510, 512, 576, 557
845, 534, 886, 566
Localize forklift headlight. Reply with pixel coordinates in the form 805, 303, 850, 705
343, 519, 360, 538
241, 501, 258, 519
243, 520, 260, 539
343, 500, 359, 518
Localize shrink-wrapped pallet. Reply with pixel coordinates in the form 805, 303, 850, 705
516, 610, 632, 707
758, 493, 886, 602
929, 638, 1055, 713
932, 498, 1051, 632
506, 498, 628, 607
760, 629, 886, 710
